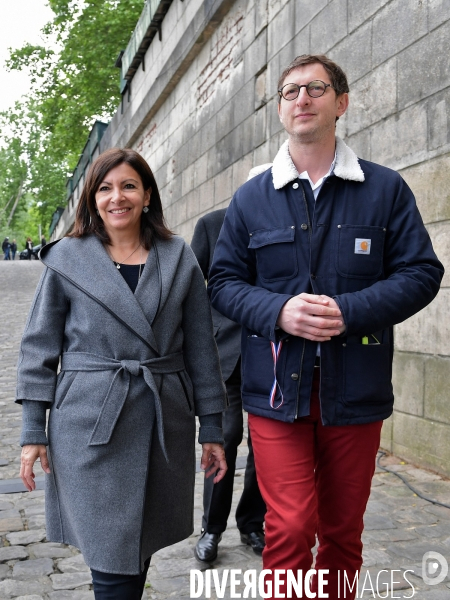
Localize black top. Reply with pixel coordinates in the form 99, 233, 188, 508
115, 263, 144, 293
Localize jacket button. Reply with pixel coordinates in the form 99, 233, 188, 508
301, 223, 308, 230
337, 224, 341, 229
311, 274, 316, 280
293, 183, 299, 189
291, 373, 299, 380
342, 343, 347, 347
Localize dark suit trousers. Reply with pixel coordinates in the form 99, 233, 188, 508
202, 360, 266, 535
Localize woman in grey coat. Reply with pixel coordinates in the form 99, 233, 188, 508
17, 148, 227, 599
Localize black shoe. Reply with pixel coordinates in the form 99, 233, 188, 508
194, 531, 222, 563
240, 530, 265, 555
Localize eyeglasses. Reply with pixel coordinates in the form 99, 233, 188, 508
278, 80, 332, 100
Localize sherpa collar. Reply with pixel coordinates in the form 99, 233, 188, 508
269, 136, 365, 190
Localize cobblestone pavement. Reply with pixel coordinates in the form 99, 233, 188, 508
0, 261, 449, 599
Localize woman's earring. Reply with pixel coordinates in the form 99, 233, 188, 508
96, 209, 100, 216
143, 206, 149, 213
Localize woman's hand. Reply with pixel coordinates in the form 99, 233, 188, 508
20, 445, 51, 492
200, 443, 227, 484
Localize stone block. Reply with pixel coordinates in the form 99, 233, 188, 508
0, 580, 48, 599
398, 20, 450, 110
372, 0, 427, 68
253, 138, 273, 166
255, 0, 268, 37
216, 99, 235, 141
329, 20, 372, 85
399, 155, 450, 225
185, 189, 200, 221
348, 0, 390, 33
12, 557, 54, 579
424, 355, 450, 424
50, 572, 93, 590
394, 289, 450, 356
241, 114, 256, 157
6, 529, 45, 546
428, 89, 450, 151
48, 592, 94, 600
199, 115, 217, 155
267, 97, 284, 138
392, 352, 425, 417
197, 179, 215, 214
268, 0, 291, 22
294, 0, 327, 33
181, 163, 194, 197
255, 68, 267, 110
233, 79, 257, 130
370, 102, 428, 171
214, 165, 233, 205
268, 0, 295, 61
28, 543, 73, 559
0, 545, 29, 562
429, 0, 450, 31
232, 153, 254, 192
57, 553, 90, 573
254, 104, 267, 148
427, 221, 450, 287
193, 156, 208, 189
344, 129, 371, 161
380, 414, 393, 453
244, 28, 267, 84
392, 412, 450, 476
310, 0, 348, 55
345, 58, 397, 137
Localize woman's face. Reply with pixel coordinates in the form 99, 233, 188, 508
95, 162, 151, 237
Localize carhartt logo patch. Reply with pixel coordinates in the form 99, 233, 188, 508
354, 238, 371, 254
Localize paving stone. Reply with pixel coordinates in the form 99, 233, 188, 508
6, 529, 46, 545
48, 593, 94, 600
57, 553, 90, 573
0, 580, 48, 599
364, 514, 397, 530
14, 596, 44, 600
12, 557, 54, 579
50, 572, 93, 590
0, 563, 10, 577
28, 542, 74, 559
0, 544, 29, 561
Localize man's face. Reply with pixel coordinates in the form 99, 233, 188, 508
277, 63, 348, 144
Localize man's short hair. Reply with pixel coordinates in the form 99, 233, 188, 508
277, 54, 349, 103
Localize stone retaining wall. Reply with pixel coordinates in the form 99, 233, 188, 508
102, 0, 450, 475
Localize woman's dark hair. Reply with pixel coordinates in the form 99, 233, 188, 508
69, 148, 173, 249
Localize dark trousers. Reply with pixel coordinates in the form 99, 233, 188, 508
202, 360, 266, 535
91, 557, 151, 600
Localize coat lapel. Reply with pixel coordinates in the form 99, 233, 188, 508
41, 236, 159, 353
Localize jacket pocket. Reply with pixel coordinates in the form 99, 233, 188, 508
55, 371, 78, 409
248, 227, 298, 282
335, 225, 385, 279
342, 342, 392, 407
177, 371, 193, 411
242, 336, 279, 398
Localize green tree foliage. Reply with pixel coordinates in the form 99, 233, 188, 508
1, 0, 144, 237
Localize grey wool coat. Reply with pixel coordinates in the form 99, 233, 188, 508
16, 234, 227, 575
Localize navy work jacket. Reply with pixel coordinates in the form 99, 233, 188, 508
208, 140, 444, 426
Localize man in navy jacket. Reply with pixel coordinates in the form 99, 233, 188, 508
208, 54, 444, 599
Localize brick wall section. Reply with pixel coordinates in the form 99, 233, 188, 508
103, 0, 450, 475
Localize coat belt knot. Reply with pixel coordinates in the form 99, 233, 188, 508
60, 351, 186, 462
120, 359, 141, 376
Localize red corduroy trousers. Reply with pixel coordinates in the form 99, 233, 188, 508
248, 369, 383, 600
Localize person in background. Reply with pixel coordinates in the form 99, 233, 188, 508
41, 235, 47, 247
11, 239, 17, 260
2, 237, 11, 260
25, 237, 33, 260
17, 148, 227, 600
191, 209, 266, 563
208, 54, 444, 599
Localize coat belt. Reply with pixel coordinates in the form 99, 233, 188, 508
60, 351, 186, 462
